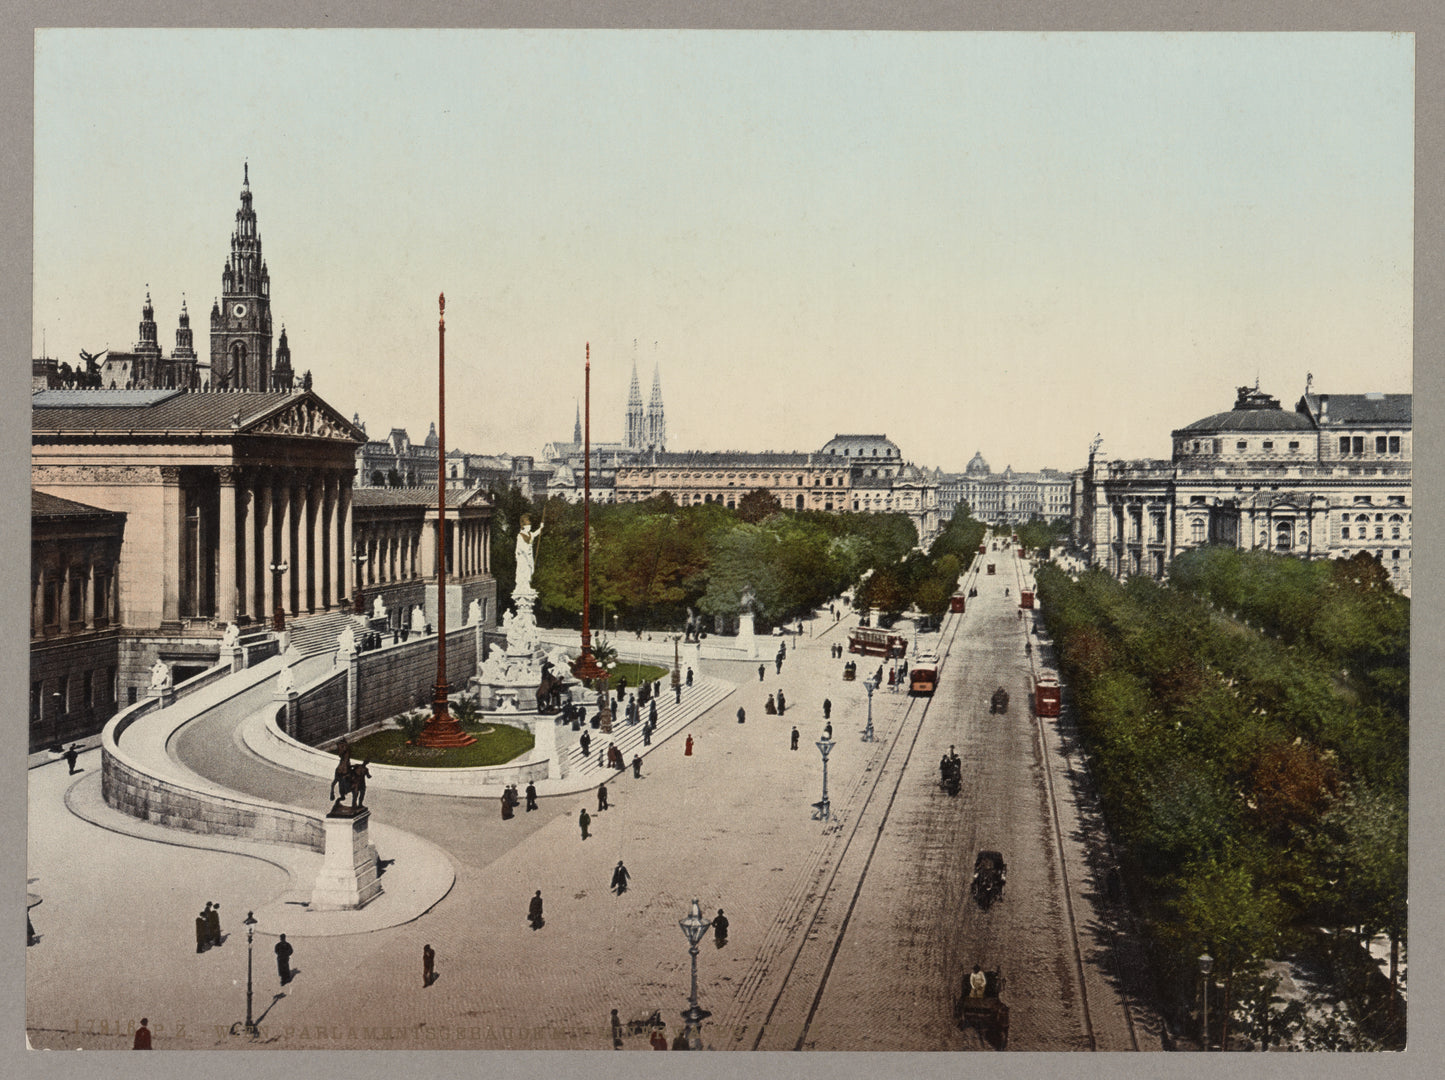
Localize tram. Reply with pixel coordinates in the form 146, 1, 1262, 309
1034, 675, 1061, 717
848, 626, 908, 658
909, 654, 940, 696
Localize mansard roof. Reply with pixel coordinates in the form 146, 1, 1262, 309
639, 451, 820, 468
32, 389, 366, 442
1297, 391, 1412, 427
1175, 385, 1315, 435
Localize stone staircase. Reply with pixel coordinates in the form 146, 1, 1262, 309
559, 675, 734, 780
285, 609, 367, 658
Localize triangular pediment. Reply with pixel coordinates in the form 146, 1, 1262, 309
244, 393, 366, 442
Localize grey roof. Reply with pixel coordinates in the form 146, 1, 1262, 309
352, 486, 489, 510
1175, 408, 1314, 434
1300, 392, 1412, 426
31, 389, 365, 442
640, 451, 819, 468
32, 490, 125, 520
33, 388, 182, 408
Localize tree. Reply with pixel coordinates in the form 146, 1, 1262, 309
736, 487, 782, 524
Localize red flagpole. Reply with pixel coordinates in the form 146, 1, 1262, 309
572, 343, 605, 683
420, 292, 474, 747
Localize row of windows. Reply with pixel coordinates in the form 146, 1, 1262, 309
1338, 435, 1403, 456
30, 667, 116, 720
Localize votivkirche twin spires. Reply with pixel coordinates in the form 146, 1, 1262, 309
624, 343, 667, 453
98, 165, 295, 392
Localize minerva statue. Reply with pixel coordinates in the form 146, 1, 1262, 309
515, 514, 543, 590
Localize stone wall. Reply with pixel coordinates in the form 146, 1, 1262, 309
101, 749, 325, 851
294, 669, 349, 745
29, 629, 122, 751
353, 625, 479, 725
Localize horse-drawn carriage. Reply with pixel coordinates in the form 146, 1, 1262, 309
939, 751, 961, 796
971, 850, 1007, 910
989, 687, 1009, 714
955, 968, 1010, 1048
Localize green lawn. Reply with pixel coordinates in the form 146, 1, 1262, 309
609, 662, 670, 686
344, 723, 534, 768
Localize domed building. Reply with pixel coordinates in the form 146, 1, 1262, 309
1072, 381, 1411, 593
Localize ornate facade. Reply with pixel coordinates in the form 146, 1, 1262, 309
1071, 383, 1412, 594
938, 452, 1072, 526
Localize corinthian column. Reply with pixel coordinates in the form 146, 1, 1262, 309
217, 467, 239, 623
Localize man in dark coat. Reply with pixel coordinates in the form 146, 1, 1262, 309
597, 782, 609, 812
525, 782, 538, 811
423, 943, 435, 987
528, 890, 544, 930
686, 668, 693, 687
64, 744, 80, 774
632, 754, 643, 779
642, 724, 652, 747
208, 902, 222, 946
758, 664, 765, 682
737, 706, 746, 724
580, 730, 592, 757
776, 689, 786, 715
579, 807, 591, 840
712, 909, 729, 947
502, 793, 514, 820
823, 698, 832, 720
275, 934, 294, 985
674, 683, 682, 704
649, 700, 658, 727
611, 860, 631, 895
195, 909, 209, 953
791, 727, 799, 751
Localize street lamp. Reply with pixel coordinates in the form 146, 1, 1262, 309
242, 910, 259, 1038
269, 560, 289, 631
813, 732, 835, 820
678, 898, 713, 1050
1199, 952, 1213, 1051
862, 675, 877, 742
671, 634, 682, 689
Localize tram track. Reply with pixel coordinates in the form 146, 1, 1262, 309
737, 592, 969, 1050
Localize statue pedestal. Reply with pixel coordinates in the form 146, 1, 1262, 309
737, 612, 757, 658
310, 807, 382, 911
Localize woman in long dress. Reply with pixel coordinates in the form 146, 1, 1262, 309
515, 514, 543, 588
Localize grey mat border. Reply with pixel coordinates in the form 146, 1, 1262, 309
2, 3, 1439, 1080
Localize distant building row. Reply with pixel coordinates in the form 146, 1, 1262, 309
936, 453, 1072, 527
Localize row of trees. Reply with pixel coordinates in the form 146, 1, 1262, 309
1035, 556, 1406, 1048
485, 487, 922, 634
854, 502, 989, 621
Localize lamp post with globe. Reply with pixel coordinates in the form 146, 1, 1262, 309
677, 899, 713, 1049
1199, 952, 1213, 1050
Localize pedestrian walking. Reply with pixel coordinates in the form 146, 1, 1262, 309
275, 934, 294, 985
713, 910, 729, 947
597, 748, 605, 769
765, 693, 776, 715
195, 907, 209, 953
632, 754, 643, 779
579, 807, 591, 840
580, 730, 591, 757
611, 1009, 623, 1049
776, 689, 786, 715
758, 664, 765, 682
64, 744, 80, 774
775, 655, 783, 674
674, 683, 682, 704
611, 860, 631, 895
737, 706, 746, 724
597, 782, 609, 812
790, 727, 799, 750
824, 721, 833, 740
528, 890, 544, 930
525, 781, 538, 811
501, 792, 514, 820
133, 1018, 152, 1049
208, 902, 223, 946
685, 734, 694, 756
643, 724, 652, 747
648, 699, 658, 727
672, 1030, 689, 1050
823, 698, 831, 720
423, 943, 435, 987
686, 667, 693, 687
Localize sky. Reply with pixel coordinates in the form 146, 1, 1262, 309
32, 29, 1414, 474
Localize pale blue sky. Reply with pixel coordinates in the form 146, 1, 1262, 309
33, 30, 1413, 472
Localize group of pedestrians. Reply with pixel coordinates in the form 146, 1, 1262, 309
194, 901, 224, 953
